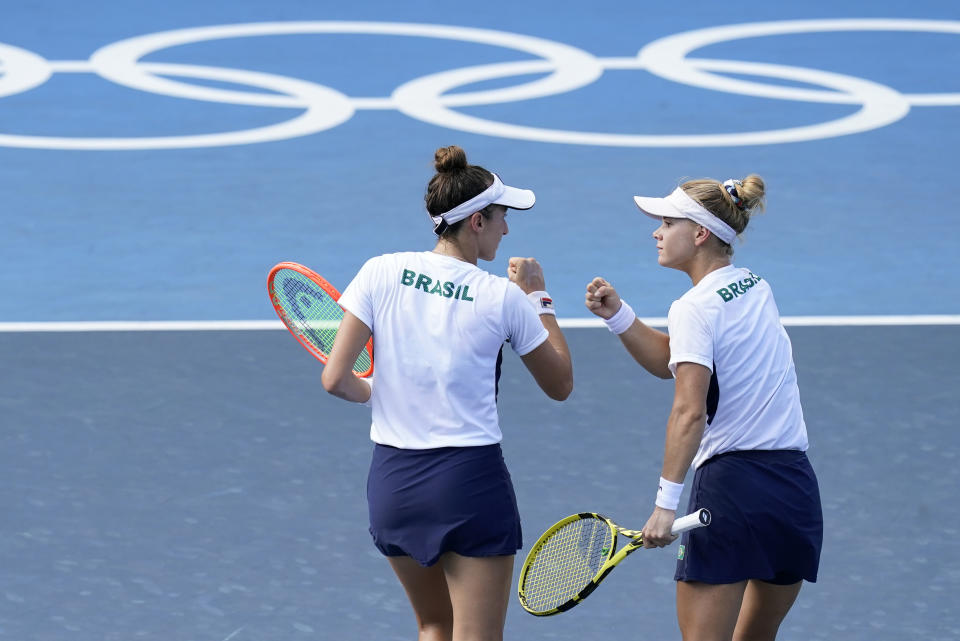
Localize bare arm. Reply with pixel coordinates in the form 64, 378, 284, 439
519, 314, 573, 400
584, 277, 671, 378
510, 257, 573, 401
617, 321, 672, 379
320, 311, 373, 404
641, 361, 711, 547
661, 362, 710, 482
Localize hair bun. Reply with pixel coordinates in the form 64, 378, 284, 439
737, 174, 766, 214
434, 145, 468, 173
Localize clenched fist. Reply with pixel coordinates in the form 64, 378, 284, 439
584, 277, 623, 319
508, 257, 546, 294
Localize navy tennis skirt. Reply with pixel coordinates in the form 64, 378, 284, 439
366, 443, 522, 567
675, 449, 823, 585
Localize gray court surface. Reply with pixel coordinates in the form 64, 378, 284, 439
1, 326, 957, 641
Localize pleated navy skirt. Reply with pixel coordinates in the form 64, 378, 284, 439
675, 449, 823, 585
366, 443, 522, 567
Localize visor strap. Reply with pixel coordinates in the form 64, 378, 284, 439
430, 174, 504, 232
667, 188, 737, 245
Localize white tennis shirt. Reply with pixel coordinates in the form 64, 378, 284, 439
667, 264, 809, 468
338, 251, 549, 449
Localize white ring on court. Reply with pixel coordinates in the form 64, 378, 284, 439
637, 19, 960, 107
0, 19, 957, 149
392, 56, 910, 147
0, 60, 355, 150
87, 21, 603, 110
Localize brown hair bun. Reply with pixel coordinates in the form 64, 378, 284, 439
433, 145, 468, 173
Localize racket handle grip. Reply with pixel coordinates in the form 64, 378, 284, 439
671, 508, 711, 534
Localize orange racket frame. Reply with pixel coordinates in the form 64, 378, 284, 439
267, 261, 374, 378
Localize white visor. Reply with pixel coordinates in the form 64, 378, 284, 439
633, 187, 737, 245
430, 173, 535, 230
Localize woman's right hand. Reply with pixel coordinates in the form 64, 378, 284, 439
585, 277, 622, 320
508, 256, 547, 294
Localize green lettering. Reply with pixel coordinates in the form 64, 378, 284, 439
401, 269, 415, 286
429, 281, 443, 295
415, 274, 432, 292
454, 285, 462, 299
442, 282, 455, 298
460, 285, 474, 302
729, 283, 742, 296
717, 288, 734, 302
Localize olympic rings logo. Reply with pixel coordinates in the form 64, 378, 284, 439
0, 18, 957, 150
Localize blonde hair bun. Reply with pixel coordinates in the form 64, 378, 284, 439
736, 174, 766, 215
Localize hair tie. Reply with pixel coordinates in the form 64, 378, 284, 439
722, 179, 745, 210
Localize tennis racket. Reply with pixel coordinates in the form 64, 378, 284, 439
267, 261, 373, 378
518, 508, 711, 616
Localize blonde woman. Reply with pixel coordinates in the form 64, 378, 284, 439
585, 176, 821, 641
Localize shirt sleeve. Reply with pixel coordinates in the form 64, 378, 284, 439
667, 299, 714, 377
502, 282, 549, 356
337, 257, 378, 332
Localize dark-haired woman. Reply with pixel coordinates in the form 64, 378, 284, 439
322, 146, 572, 640
584, 176, 821, 641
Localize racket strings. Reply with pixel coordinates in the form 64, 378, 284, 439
273, 269, 372, 375
522, 518, 613, 611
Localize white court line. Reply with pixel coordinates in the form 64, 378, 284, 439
0, 316, 958, 332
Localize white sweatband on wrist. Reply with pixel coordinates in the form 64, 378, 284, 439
359, 376, 373, 408
526, 290, 556, 316
655, 477, 684, 510
603, 300, 636, 334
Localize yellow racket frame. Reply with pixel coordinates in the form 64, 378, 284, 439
518, 512, 633, 616
518, 509, 711, 616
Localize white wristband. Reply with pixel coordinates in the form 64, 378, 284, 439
359, 375, 373, 408
603, 300, 636, 334
655, 477, 684, 510
526, 290, 556, 316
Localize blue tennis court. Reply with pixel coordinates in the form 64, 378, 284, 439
2, 0, 958, 639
